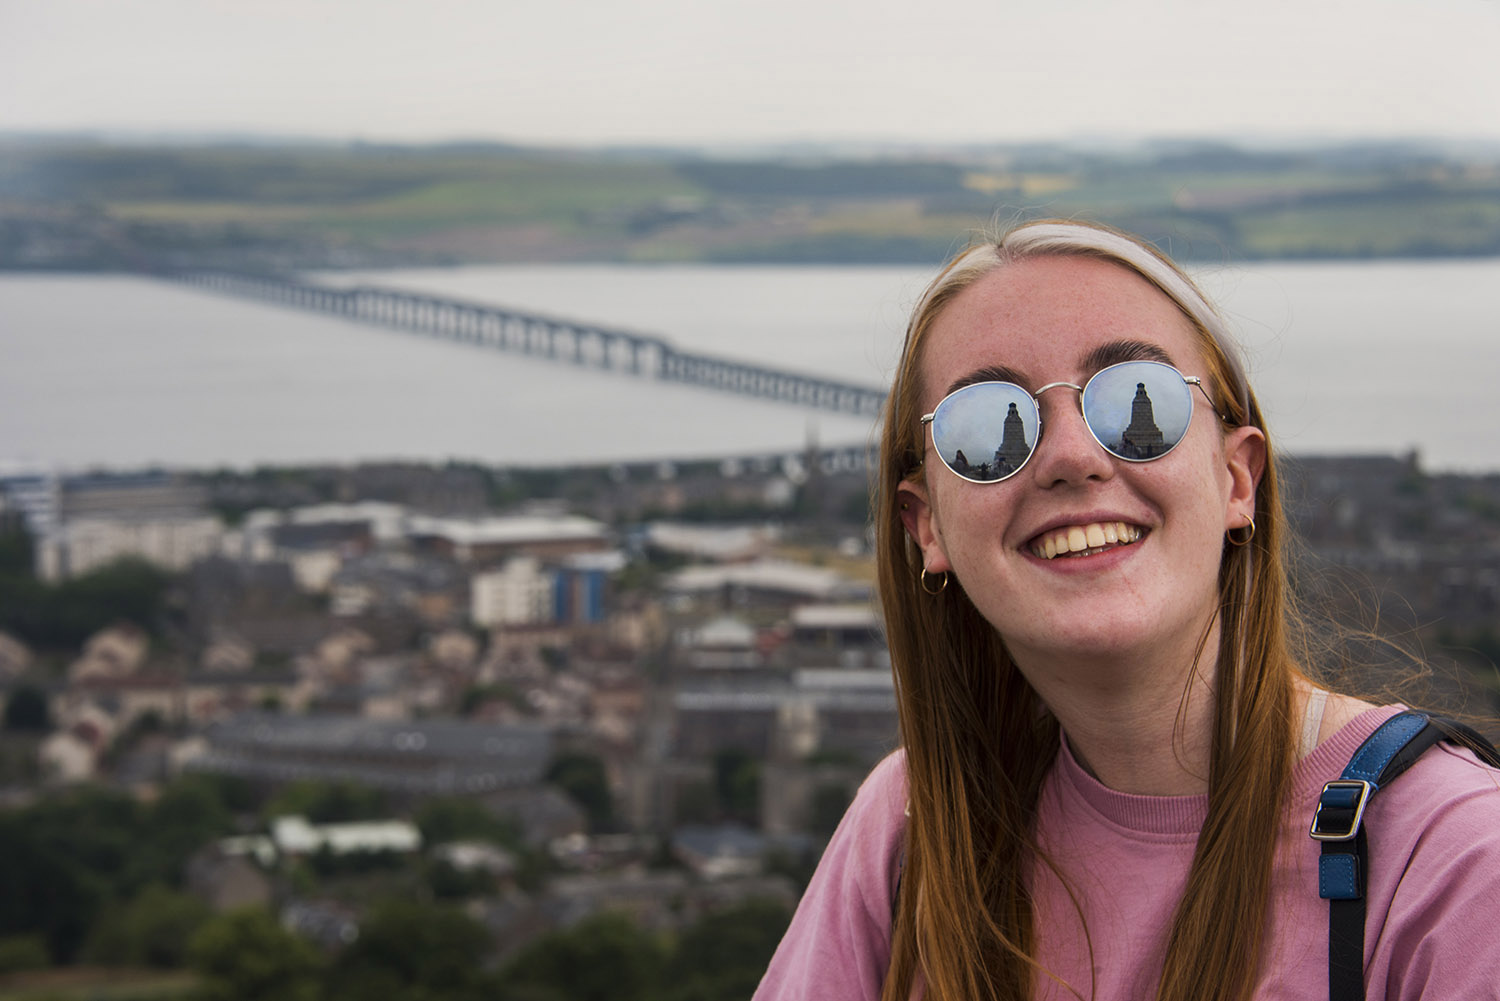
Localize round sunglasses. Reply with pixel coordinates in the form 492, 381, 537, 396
919, 359, 1222, 484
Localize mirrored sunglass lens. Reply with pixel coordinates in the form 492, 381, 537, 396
1082, 362, 1193, 460
932, 384, 1039, 481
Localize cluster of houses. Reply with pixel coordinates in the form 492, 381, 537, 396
0, 468, 899, 937
3, 452, 1498, 960
13, 455, 1490, 947
1279, 454, 1500, 636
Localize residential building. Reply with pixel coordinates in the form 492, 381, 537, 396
27, 472, 223, 581
183, 712, 553, 796
407, 513, 610, 565
663, 558, 869, 612
472, 557, 554, 627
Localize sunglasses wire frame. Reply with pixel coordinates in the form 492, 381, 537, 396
920, 360, 1223, 485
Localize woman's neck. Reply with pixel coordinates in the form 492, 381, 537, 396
1010, 625, 1221, 796
1051, 685, 1217, 795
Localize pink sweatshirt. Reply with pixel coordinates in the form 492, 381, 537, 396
753, 706, 1500, 1000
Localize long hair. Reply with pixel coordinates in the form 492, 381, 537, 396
876, 221, 1299, 1001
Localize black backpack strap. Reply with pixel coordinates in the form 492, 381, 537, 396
1309, 710, 1500, 1001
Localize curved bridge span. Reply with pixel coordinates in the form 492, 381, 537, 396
163, 271, 889, 419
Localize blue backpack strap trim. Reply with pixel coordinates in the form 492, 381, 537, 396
1340, 711, 1431, 785
1311, 711, 1434, 1001
1309, 710, 1500, 1001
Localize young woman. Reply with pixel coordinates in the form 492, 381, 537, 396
753, 221, 1500, 1000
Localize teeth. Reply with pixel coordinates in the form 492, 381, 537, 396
1031, 521, 1142, 560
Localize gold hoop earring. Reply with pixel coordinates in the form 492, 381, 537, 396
1227, 513, 1256, 547
920, 568, 948, 594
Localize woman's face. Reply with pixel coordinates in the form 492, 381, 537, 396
900, 255, 1264, 669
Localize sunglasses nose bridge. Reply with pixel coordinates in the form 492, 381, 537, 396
1033, 380, 1086, 422
1030, 379, 1107, 461
1034, 380, 1084, 397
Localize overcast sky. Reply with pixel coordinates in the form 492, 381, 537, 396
2, 0, 1497, 148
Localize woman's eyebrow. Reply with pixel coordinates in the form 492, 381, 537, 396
939, 340, 1176, 400
945, 364, 1026, 397
1079, 339, 1174, 373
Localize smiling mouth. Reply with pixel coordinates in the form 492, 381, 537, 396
1030, 521, 1144, 560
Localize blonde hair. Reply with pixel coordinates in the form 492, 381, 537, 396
877, 220, 1297, 1001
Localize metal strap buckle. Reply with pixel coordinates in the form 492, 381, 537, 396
1309, 779, 1373, 842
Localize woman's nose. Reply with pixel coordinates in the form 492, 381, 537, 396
1028, 388, 1114, 488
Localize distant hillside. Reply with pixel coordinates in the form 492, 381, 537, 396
2, 137, 1498, 269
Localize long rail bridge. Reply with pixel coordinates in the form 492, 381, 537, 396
163, 270, 889, 419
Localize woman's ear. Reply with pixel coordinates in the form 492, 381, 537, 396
1223, 424, 1267, 528
898, 478, 951, 574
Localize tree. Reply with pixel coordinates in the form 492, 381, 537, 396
713, 749, 760, 823
809, 782, 854, 837
425, 857, 497, 901
663, 899, 793, 1001
61, 558, 172, 632
83, 884, 210, 967
136, 777, 234, 883
0, 528, 33, 576
0, 553, 171, 650
178, 770, 262, 814
0, 804, 114, 962
0, 778, 239, 963
415, 796, 521, 848
2, 683, 50, 731
264, 780, 388, 824
188, 908, 323, 1001
545, 753, 613, 831
328, 898, 491, 1001
0, 935, 50, 975
499, 912, 665, 1001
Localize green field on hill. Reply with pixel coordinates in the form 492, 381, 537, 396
3, 138, 1498, 269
